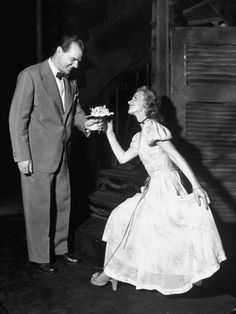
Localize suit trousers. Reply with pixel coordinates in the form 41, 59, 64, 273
20, 152, 71, 263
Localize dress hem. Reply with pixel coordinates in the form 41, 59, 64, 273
105, 256, 226, 295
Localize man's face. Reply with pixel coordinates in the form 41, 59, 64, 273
58, 42, 83, 74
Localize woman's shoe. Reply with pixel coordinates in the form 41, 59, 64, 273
91, 272, 118, 291
193, 280, 202, 286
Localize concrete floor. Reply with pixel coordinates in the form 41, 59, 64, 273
0, 196, 236, 314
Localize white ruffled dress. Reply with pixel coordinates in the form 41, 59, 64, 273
103, 119, 226, 295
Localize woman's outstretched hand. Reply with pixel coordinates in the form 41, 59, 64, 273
193, 187, 210, 210
104, 119, 114, 135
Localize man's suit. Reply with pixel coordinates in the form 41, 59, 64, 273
9, 60, 87, 263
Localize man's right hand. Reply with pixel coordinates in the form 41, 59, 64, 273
85, 118, 103, 132
18, 160, 33, 175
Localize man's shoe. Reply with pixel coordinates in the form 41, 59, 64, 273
31, 262, 58, 274
57, 253, 81, 265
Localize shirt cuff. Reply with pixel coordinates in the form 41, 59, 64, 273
85, 129, 91, 137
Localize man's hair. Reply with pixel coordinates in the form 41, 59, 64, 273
54, 34, 84, 53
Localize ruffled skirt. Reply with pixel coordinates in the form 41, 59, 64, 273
102, 170, 226, 295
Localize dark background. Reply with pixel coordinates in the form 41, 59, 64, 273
3, 1, 36, 200
3, 0, 236, 206
3, 0, 151, 204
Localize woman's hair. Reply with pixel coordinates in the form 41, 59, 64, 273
136, 85, 163, 122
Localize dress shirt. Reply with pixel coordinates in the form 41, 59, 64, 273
48, 58, 66, 112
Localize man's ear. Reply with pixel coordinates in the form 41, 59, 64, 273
56, 46, 63, 54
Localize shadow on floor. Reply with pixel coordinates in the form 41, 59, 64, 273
0, 214, 235, 314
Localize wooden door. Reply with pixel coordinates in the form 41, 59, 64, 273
170, 27, 236, 223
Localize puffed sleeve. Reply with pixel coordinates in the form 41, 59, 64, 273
129, 132, 141, 152
143, 120, 172, 146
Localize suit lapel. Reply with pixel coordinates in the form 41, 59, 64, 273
39, 61, 64, 115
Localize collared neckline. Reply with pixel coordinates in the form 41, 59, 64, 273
139, 118, 148, 125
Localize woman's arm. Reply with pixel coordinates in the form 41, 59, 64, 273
106, 121, 138, 164
159, 140, 209, 209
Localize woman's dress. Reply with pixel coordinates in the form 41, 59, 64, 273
103, 119, 226, 295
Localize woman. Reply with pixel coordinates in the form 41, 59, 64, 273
91, 86, 226, 294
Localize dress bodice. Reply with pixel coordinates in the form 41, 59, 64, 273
130, 119, 175, 176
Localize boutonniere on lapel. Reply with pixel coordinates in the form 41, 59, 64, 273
74, 90, 79, 102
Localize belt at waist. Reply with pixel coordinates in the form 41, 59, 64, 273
149, 167, 178, 177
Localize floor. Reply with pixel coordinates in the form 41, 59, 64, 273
0, 192, 236, 314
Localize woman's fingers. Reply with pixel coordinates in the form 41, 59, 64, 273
193, 188, 209, 210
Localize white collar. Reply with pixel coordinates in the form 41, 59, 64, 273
48, 58, 59, 78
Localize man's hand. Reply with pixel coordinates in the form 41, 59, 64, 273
85, 118, 103, 132
18, 160, 33, 175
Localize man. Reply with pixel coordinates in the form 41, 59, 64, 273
9, 35, 102, 274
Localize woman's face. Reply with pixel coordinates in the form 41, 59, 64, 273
128, 91, 146, 115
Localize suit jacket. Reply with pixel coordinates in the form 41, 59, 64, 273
9, 60, 87, 173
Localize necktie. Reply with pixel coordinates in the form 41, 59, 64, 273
56, 76, 65, 112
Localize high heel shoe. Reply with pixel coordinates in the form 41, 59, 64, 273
91, 272, 118, 291
193, 280, 202, 286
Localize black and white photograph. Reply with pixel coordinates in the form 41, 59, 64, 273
1, 0, 236, 313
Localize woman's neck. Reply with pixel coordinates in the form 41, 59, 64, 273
135, 113, 147, 123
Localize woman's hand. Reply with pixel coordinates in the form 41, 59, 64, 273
104, 119, 114, 135
193, 187, 210, 210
